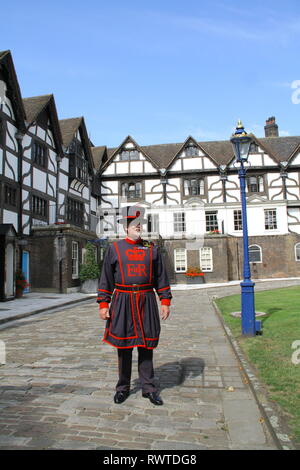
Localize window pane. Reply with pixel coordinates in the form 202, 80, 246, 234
249, 245, 261, 262
200, 247, 213, 271
174, 248, 186, 272
205, 211, 218, 232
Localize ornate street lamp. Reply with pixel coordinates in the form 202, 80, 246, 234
230, 121, 261, 336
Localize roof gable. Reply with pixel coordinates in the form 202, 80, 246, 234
102, 136, 160, 173
23, 94, 63, 156
0, 50, 26, 130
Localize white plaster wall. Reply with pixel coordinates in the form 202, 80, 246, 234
33, 167, 47, 192
102, 165, 115, 175
60, 157, 69, 172
248, 154, 263, 166
0, 149, 3, 175
3, 210, 18, 231
23, 161, 31, 186
59, 173, 68, 190
47, 175, 56, 197
48, 150, 57, 172
183, 158, 202, 171
5, 152, 18, 180
263, 154, 277, 166
6, 122, 18, 151
36, 126, 46, 140
22, 215, 30, 235
3, 97, 16, 120
22, 190, 30, 210
144, 161, 157, 173
169, 159, 181, 172
116, 162, 129, 174
82, 186, 90, 200
203, 157, 217, 169
130, 161, 144, 173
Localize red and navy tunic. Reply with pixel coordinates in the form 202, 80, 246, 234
97, 237, 172, 349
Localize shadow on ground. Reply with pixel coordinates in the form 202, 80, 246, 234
131, 356, 205, 393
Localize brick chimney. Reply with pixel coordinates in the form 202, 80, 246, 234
264, 116, 279, 137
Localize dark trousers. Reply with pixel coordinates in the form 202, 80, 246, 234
116, 347, 156, 393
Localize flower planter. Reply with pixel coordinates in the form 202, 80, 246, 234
15, 288, 24, 298
185, 276, 204, 284
80, 278, 98, 294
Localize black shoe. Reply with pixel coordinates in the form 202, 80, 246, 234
114, 391, 129, 404
142, 392, 163, 406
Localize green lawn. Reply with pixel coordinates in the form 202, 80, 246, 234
215, 286, 300, 445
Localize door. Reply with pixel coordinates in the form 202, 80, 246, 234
22, 251, 30, 294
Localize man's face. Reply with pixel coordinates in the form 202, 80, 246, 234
125, 220, 143, 239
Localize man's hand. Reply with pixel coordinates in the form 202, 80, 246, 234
99, 307, 110, 320
160, 305, 170, 320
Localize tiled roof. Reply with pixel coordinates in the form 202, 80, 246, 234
91, 146, 107, 169
22, 95, 52, 124
59, 117, 83, 147
102, 136, 300, 171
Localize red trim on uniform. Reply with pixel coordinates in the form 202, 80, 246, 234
99, 302, 109, 308
109, 291, 119, 333
125, 237, 142, 245
136, 292, 146, 346
161, 299, 171, 306
157, 286, 170, 291
98, 288, 113, 294
108, 332, 138, 340
145, 337, 159, 340
115, 288, 153, 293
113, 241, 125, 284
102, 339, 140, 349
130, 292, 139, 337
115, 283, 153, 287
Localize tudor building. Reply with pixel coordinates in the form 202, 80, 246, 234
1, 48, 300, 299
93, 125, 300, 284
0, 50, 100, 300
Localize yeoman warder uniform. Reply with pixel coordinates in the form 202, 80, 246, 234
97, 206, 172, 405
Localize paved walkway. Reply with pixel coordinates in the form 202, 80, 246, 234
1, 282, 297, 451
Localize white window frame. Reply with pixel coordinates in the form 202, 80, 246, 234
199, 247, 213, 272
72, 241, 79, 279
174, 212, 186, 233
233, 209, 243, 231
249, 244, 262, 263
264, 209, 277, 230
295, 243, 300, 261
174, 248, 187, 273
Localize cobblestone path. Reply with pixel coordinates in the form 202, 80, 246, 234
0, 290, 277, 450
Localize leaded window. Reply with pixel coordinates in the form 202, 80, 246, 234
185, 145, 199, 157
32, 195, 47, 218
66, 197, 84, 227
120, 149, 139, 161
264, 209, 277, 230
205, 211, 218, 232
33, 141, 47, 168
295, 243, 300, 261
72, 241, 79, 278
121, 182, 142, 199
174, 212, 185, 232
249, 245, 262, 263
247, 175, 264, 193
174, 248, 187, 272
4, 184, 17, 207
233, 209, 242, 231
184, 178, 205, 196
199, 247, 213, 272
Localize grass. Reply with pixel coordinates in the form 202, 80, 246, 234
215, 286, 300, 445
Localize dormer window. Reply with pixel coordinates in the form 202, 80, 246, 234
184, 178, 205, 196
121, 182, 142, 199
185, 144, 198, 157
247, 175, 264, 193
120, 149, 139, 161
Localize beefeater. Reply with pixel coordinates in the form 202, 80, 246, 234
97, 205, 172, 405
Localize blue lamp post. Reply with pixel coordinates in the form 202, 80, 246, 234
230, 121, 260, 336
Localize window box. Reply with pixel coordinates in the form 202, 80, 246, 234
184, 267, 205, 284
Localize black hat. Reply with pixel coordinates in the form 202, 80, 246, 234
117, 206, 147, 225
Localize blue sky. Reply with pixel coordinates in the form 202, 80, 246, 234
3, 0, 300, 147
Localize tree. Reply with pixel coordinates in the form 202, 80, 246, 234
79, 243, 100, 282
